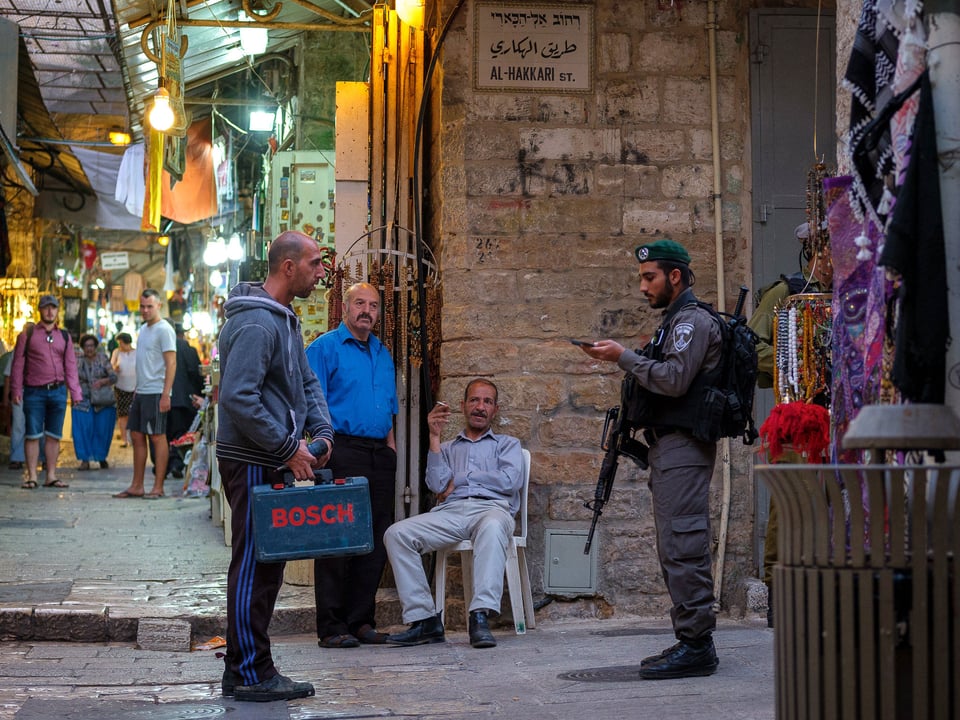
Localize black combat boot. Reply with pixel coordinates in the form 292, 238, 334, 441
386, 613, 445, 646
638, 635, 719, 680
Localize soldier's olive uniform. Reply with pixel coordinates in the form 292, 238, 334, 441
618, 287, 723, 641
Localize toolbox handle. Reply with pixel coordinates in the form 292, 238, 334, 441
278, 467, 334, 489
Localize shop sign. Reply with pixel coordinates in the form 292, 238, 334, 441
100, 252, 130, 270
475, 2, 593, 92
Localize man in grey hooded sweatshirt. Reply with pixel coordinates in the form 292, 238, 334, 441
216, 231, 334, 702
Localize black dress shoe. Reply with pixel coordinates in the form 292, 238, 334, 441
468, 610, 497, 648
234, 673, 315, 702
386, 613, 445, 646
638, 637, 719, 680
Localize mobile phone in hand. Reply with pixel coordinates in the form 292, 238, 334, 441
569, 338, 595, 347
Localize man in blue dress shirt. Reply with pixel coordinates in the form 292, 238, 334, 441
305, 282, 399, 648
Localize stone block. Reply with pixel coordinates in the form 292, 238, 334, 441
136, 617, 192, 652
538, 414, 604, 449
623, 199, 693, 235
33, 606, 106, 642
597, 79, 660, 124
467, 94, 533, 122
519, 128, 620, 162
465, 164, 524, 196
637, 32, 706, 72
598, 33, 631, 73
625, 127, 688, 163
739, 577, 769, 615
0, 607, 33, 640
534, 95, 588, 124
661, 163, 714, 199
662, 78, 712, 125
464, 124, 521, 160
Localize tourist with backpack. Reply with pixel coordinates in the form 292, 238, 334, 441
577, 239, 723, 680
9, 295, 83, 489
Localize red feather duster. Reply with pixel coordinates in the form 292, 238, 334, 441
759, 401, 831, 463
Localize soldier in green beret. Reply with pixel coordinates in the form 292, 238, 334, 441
578, 238, 722, 680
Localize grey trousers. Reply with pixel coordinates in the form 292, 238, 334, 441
384, 498, 515, 623
648, 431, 717, 641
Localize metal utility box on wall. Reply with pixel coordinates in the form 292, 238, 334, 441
265, 150, 336, 244
544, 529, 597, 594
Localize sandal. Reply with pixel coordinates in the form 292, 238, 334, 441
21, 480, 38, 489
113, 490, 144, 498
144, 491, 166, 499
43, 479, 69, 488
319, 633, 360, 649
78, 462, 92, 471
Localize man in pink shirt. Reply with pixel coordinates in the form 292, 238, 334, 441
10, 295, 83, 489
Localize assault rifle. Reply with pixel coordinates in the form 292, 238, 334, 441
583, 407, 649, 554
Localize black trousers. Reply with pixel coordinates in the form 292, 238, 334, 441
314, 435, 397, 638
221, 459, 285, 686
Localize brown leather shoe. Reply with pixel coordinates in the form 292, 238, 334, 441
355, 624, 389, 644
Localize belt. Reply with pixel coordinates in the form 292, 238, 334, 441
644, 426, 678, 444
335, 434, 389, 449
27, 381, 64, 390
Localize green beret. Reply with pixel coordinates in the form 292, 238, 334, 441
635, 239, 691, 265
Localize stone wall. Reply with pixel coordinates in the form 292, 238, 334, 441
424, 0, 832, 618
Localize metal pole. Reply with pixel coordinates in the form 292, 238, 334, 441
926, 0, 960, 462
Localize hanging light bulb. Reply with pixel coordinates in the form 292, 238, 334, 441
148, 87, 175, 132
157, 234, 170, 247
395, 0, 425, 28
209, 269, 224, 288
238, 11, 269, 56
226, 233, 245, 261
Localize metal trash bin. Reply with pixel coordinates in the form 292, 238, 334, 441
757, 464, 959, 720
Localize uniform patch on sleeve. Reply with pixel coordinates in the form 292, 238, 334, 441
673, 322, 695, 351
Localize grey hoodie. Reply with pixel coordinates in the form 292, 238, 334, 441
215, 282, 333, 467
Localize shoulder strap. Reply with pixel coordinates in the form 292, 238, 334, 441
25, 325, 71, 359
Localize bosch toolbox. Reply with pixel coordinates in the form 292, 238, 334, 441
251, 469, 373, 562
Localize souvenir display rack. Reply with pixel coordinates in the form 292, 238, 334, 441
773, 293, 833, 406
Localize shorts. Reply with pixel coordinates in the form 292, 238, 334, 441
115, 388, 134, 417
23, 385, 68, 440
128, 393, 169, 436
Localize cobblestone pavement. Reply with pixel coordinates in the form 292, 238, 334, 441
0, 447, 775, 719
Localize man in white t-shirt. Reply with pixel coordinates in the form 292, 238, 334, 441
113, 289, 176, 499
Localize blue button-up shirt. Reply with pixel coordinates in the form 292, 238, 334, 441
305, 322, 398, 439
426, 428, 523, 514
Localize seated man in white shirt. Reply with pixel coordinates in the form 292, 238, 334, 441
385, 378, 523, 649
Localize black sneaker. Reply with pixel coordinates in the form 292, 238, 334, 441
638, 637, 719, 680
221, 665, 236, 697
641, 640, 681, 667
468, 610, 496, 648
234, 673, 315, 702
99, 460, 109, 469
386, 613, 445, 646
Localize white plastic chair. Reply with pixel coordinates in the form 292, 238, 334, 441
433, 448, 535, 634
